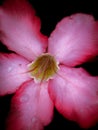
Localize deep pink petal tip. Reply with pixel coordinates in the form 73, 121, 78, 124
6, 80, 53, 130
48, 65, 98, 128
0, 53, 30, 95
48, 13, 98, 66
0, 0, 48, 61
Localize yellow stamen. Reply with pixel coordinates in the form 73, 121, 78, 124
28, 53, 59, 82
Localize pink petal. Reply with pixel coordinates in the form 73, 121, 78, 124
48, 13, 98, 66
48, 65, 98, 128
0, 53, 30, 96
6, 80, 53, 130
0, 0, 47, 61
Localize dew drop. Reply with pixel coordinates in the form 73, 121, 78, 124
32, 117, 37, 124
8, 67, 12, 72
20, 94, 29, 103
31, 117, 43, 130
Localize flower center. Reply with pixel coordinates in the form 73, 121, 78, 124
28, 53, 59, 82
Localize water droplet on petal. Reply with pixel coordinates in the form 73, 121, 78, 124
32, 117, 38, 124
8, 67, 12, 72
96, 91, 98, 96
31, 117, 43, 130
20, 94, 29, 103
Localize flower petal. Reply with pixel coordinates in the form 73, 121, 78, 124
48, 13, 98, 66
0, 0, 47, 61
48, 65, 98, 128
6, 80, 54, 130
0, 53, 30, 96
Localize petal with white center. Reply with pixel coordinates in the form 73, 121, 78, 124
48, 13, 98, 66
0, 53, 30, 96
48, 65, 98, 128
6, 80, 54, 130
0, 0, 47, 61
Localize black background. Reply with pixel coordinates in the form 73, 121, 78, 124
0, 0, 98, 130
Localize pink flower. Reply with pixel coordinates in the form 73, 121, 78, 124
0, 0, 98, 130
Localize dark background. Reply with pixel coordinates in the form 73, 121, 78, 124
0, 0, 98, 130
